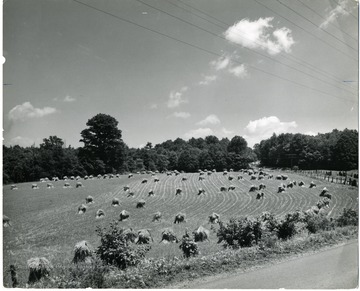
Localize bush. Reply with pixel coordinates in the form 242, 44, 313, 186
277, 211, 305, 240
96, 221, 150, 269
179, 236, 199, 258
305, 213, 333, 233
217, 217, 262, 248
336, 208, 358, 227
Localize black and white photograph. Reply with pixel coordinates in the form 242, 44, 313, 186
2, 0, 358, 288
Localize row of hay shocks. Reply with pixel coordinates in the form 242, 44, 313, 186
296, 169, 358, 187
10, 181, 85, 190
8, 167, 269, 191
9, 170, 163, 190
7, 223, 213, 286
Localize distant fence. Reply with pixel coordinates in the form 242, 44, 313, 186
293, 170, 358, 187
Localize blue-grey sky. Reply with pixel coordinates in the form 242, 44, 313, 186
3, 0, 358, 148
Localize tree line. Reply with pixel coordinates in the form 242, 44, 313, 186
254, 129, 358, 171
3, 114, 358, 184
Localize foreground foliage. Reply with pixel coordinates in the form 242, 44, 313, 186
25, 226, 357, 289
95, 222, 150, 269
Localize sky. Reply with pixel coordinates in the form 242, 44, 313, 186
2, 0, 359, 149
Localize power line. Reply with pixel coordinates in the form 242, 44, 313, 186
330, 0, 358, 20
276, 0, 357, 52
72, 0, 357, 104
253, 0, 357, 61
137, 0, 356, 96
166, 0, 357, 94
297, 0, 357, 42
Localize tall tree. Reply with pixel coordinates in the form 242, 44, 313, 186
80, 113, 125, 173
227, 136, 248, 155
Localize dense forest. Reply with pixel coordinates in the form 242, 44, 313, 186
254, 129, 358, 171
3, 114, 358, 184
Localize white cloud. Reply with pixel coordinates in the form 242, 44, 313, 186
320, 0, 350, 28
167, 86, 188, 108
197, 114, 221, 126
229, 64, 247, 78
199, 75, 217, 85
224, 17, 295, 55
8, 102, 57, 121
243, 116, 298, 147
64, 95, 76, 102
304, 131, 317, 136
8, 136, 36, 147
221, 127, 234, 137
210, 56, 230, 70
184, 128, 214, 139
150, 103, 158, 109
172, 112, 191, 119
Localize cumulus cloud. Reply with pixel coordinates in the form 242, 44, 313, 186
197, 114, 221, 126
172, 112, 191, 119
210, 56, 230, 70
221, 127, 234, 137
243, 116, 298, 147
8, 102, 57, 121
305, 131, 317, 136
199, 75, 217, 85
167, 86, 188, 108
8, 136, 37, 147
64, 95, 76, 102
184, 128, 214, 139
320, 0, 350, 28
224, 17, 295, 55
229, 64, 247, 78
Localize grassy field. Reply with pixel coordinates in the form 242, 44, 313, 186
3, 170, 358, 285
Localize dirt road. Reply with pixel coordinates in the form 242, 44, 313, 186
187, 241, 358, 289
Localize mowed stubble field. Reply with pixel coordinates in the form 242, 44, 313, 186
3, 171, 358, 282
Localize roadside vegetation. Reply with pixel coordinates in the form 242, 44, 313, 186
5, 207, 357, 288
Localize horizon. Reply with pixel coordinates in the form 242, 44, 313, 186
3, 125, 357, 150
3, 0, 358, 149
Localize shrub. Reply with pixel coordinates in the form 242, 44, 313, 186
260, 212, 279, 233
96, 221, 150, 269
258, 231, 278, 250
277, 211, 305, 240
217, 217, 262, 248
305, 213, 333, 234
336, 208, 358, 227
179, 234, 199, 258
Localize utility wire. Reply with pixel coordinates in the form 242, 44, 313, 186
298, 0, 357, 42
276, 0, 357, 52
253, 0, 357, 61
136, 0, 357, 96
166, 0, 357, 93
330, 0, 358, 20
72, 0, 357, 104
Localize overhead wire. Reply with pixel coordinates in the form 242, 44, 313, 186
330, 0, 358, 20
136, 0, 357, 96
72, 0, 357, 104
253, 0, 357, 61
276, 0, 357, 52
297, 0, 357, 42
166, 0, 357, 94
